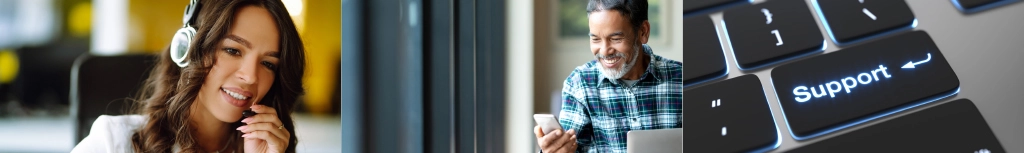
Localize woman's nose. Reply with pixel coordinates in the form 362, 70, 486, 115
235, 58, 259, 85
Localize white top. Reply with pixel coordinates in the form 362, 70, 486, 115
71, 115, 147, 153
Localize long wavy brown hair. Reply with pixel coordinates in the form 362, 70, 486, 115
130, 0, 305, 152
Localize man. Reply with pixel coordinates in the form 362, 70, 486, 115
534, 0, 682, 152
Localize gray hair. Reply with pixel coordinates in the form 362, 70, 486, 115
587, 0, 648, 30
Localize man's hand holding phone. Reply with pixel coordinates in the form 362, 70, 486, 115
534, 114, 577, 153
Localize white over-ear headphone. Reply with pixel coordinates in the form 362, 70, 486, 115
170, 0, 201, 68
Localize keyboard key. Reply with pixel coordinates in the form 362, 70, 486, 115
684, 16, 727, 86
684, 75, 779, 153
813, 0, 916, 46
955, 0, 1004, 9
771, 31, 960, 139
787, 99, 1005, 153
723, 0, 825, 70
952, 0, 1019, 13
684, 0, 749, 15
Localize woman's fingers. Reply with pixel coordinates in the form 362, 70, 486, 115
241, 112, 283, 127
238, 122, 290, 142
242, 105, 284, 133
239, 104, 290, 152
250, 104, 278, 115
242, 130, 287, 152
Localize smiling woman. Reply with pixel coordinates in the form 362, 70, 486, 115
71, 0, 306, 152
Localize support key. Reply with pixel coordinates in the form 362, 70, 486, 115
770, 31, 960, 140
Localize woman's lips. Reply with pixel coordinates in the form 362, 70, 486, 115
221, 88, 250, 108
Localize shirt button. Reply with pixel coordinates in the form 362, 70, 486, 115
631, 118, 641, 128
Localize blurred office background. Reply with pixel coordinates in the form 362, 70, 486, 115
0, 0, 340, 152
341, 0, 680, 152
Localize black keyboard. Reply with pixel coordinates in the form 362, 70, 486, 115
772, 31, 960, 139
683, 0, 1011, 152
787, 99, 1005, 153
683, 16, 728, 86
684, 74, 779, 153
723, 0, 824, 70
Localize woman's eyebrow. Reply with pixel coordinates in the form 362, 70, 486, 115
226, 34, 253, 49
227, 34, 279, 57
264, 51, 280, 58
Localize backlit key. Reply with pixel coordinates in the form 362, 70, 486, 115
770, 31, 960, 140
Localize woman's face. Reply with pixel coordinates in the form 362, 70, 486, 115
196, 5, 280, 123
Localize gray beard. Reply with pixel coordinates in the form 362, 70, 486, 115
598, 44, 641, 80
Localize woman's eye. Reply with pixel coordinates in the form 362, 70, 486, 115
261, 61, 277, 70
224, 48, 241, 55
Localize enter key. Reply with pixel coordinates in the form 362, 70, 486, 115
770, 31, 960, 140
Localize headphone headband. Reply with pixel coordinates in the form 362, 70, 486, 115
182, 0, 200, 26
170, 0, 201, 68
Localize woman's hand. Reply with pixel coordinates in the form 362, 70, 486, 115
237, 105, 290, 153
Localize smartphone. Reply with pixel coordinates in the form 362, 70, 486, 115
533, 114, 564, 135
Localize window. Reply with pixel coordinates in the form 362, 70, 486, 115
558, 0, 662, 39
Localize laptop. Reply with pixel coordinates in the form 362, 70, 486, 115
684, 0, 1022, 152
626, 128, 682, 153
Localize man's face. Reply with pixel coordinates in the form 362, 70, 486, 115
589, 10, 639, 79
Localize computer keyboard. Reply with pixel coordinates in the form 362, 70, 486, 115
684, 0, 753, 15
814, 0, 917, 46
787, 99, 1005, 153
952, 0, 1020, 13
771, 31, 960, 139
683, 75, 779, 153
683, 0, 1019, 152
723, 0, 825, 70
682, 16, 728, 86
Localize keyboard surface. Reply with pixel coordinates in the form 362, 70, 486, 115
787, 99, 1005, 153
683, 0, 1024, 152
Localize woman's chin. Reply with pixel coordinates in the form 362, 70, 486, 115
211, 110, 244, 123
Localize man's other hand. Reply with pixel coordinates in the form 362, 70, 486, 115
535, 125, 577, 153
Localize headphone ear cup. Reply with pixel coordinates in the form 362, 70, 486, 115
170, 26, 197, 68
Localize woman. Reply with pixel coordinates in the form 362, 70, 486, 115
72, 0, 305, 152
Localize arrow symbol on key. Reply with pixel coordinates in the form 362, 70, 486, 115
902, 53, 932, 69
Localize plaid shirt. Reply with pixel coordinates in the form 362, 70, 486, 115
558, 44, 682, 153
